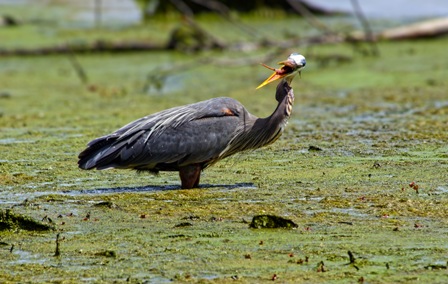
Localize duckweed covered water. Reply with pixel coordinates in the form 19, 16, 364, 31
1, 14, 448, 282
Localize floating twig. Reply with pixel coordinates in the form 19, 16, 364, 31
347, 250, 360, 270
54, 233, 61, 257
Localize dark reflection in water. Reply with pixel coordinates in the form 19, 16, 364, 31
62, 182, 256, 195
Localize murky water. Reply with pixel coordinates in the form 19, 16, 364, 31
0, 0, 142, 27
72, 0, 142, 27
310, 0, 448, 20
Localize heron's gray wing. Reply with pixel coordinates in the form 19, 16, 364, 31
78, 97, 244, 170
130, 115, 240, 170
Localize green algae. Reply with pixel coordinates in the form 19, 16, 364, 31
1, 13, 448, 283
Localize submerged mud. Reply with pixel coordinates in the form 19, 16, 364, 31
250, 215, 298, 229
0, 209, 54, 231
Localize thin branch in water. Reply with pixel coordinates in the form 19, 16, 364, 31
168, 0, 226, 50
190, 0, 230, 15
350, 0, 379, 56
54, 233, 61, 257
346, 250, 360, 270
67, 51, 89, 85
190, 0, 260, 39
348, 250, 356, 264
286, 0, 334, 34
169, 0, 194, 18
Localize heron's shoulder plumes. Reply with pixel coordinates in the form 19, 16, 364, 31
102, 97, 242, 142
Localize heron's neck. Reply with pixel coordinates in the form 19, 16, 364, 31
271, 79, 294, 123
253, 79, 294, 147
218, 79, 294, 156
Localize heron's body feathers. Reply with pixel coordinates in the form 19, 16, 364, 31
78, 97, 257, 172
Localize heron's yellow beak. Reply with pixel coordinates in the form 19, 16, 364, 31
256, 60, 296, 90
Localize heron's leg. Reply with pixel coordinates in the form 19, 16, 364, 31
179, 164, 201, 189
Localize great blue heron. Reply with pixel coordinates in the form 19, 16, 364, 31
78, 53, 306, 189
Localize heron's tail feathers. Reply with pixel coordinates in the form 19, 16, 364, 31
78, 136, 122, 170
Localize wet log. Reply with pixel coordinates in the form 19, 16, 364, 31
379, 17, 448, 40
351, 17, 448, 41
0, 40, 166, 56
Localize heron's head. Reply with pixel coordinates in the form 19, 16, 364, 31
256, 53, 306, 89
